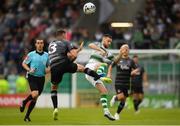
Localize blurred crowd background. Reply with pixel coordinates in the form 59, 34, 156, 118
0, 0, 179, 94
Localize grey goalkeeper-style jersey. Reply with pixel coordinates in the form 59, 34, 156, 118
112, 57, 137, 85
48, 40, 75, 68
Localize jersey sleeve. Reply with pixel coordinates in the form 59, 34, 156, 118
131, 59, 137, 69
103, 53, 114, 65
23, 53, 32, 64
141, 66, 145, 74
66, 42, 76, 51
110, 60, 116, 67
94, 41, 101, 45
107, 53, 115, 61
110, 54, 121, 67
46, 54, 50, 67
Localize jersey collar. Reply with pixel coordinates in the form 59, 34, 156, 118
36, 50, 44, 55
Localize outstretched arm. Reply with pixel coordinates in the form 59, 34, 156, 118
76, 41, 84, 53
143, 72, 148, 87
22, 54, 35, 73
113, 52, 122, 64
22, 62, 35, 73
88, 43, 107, 56
131, 68, 139, 76
107, 64, 113, 79
67, 42, 84, 61
107, 52, 122, 78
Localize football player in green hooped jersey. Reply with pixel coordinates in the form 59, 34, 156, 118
85, 34, 115, 121
88, 34, 114, 81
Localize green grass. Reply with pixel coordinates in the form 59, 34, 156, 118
0, 107, 180, 125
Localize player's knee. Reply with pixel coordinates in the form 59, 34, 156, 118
31, 91, 39, 99
102, 86, 108, 93
133, 93, 138, 99
117, 93, 126, 101
51, 84, 58, 90
139, 94, 144, 99
100, 88, 108, 94
77, 64, 85, 72
95, 83, 107, 94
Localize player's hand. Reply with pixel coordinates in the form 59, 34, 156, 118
131, 68, 140, 76
67, 50, 77, 61
79, 41, 84, 51
28, 68, 36, 73
106, 73, 112, 79
118, 51, 122, 58
45, 67, 51, 74
107, 70, 112, 79
143, 81, 149, 91
144, 82, 149, 88
100, 50, 107, 57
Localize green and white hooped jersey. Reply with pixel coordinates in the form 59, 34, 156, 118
88, 42, 114, 65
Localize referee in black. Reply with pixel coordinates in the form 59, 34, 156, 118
20, 39, 50, 122
131, 54, 148, 113
107, 44, 139, 120
48, 29, 102, 120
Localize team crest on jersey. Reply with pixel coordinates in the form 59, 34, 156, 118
120, 64, 129, 70
127, 60, 131, 65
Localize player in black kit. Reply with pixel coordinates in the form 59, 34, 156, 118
48, 29, 103, 120
107, 44, 139, 120
131, 54, 148, 113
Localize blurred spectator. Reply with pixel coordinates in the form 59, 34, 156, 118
0, 0, 82, 77
9, 37, 22, 63
7, 67, 18, 94
0, 0, 178, 83
0, 76, 9, 94
133, 0, 177, 49
0, 43, 5, 75
16, 72, 28, 93
175, 42, 180, 49
94, 29, 103, 41
132, 29, 144, 49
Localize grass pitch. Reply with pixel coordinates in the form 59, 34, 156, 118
0, 107, 180, 125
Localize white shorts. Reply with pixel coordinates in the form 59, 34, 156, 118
85, 62, 104, 87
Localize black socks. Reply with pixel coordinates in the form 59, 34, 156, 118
117, 101, 125, 114
51, 90, 58, 109
24, 95, 33, 105
25, 99, 36, 118
84, 68, 100, 80
133, 99, 142, 111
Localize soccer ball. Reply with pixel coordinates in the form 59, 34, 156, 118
83, 2, 96, 14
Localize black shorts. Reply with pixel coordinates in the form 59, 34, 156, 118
115, 84, 130, 97
132, 85, 144, 94
27, 74, 45, 95
51, 60, 77, 85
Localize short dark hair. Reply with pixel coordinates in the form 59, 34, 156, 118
36, 38, 44, 42
56, 29, 66, 36
34, 38, 44, 45
133, 54, 138, 58
103, 34, 112, 39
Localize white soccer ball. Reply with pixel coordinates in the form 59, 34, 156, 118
83, 2, 96, 14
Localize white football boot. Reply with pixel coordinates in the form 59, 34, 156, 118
110, 95, 116, 107
114, 113, 120, 120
